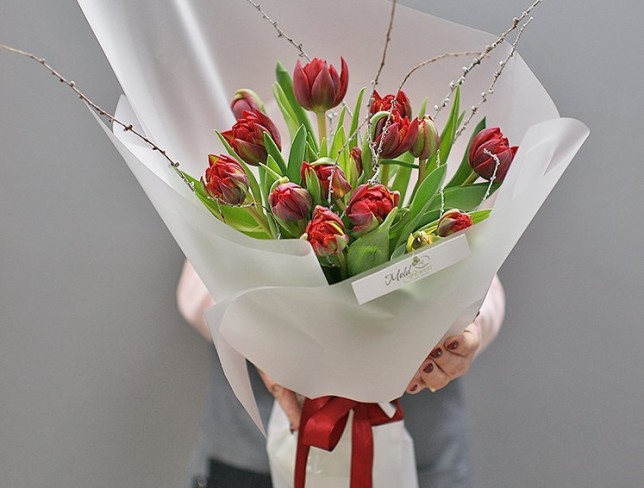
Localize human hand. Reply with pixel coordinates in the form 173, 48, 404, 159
257, 369, 303, 432
406, 321, 481, 394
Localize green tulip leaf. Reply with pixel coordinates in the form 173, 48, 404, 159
287, 125, 307, 184
381, 159, 420, 169
418, 97, 428, 118
336, 106, 347, 132
263, 132, 287, 175
347, 208, 398, 277
330, 125, 350, 176
272, 83, 300, 140
417, 184, 500, 228
393, 164, 447, 249
349, 87, 366, 149
446, 117, 486, 188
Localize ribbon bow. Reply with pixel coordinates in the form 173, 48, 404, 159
294, 396, 404, 488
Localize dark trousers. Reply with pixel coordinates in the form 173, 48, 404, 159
192, 459, 272, 488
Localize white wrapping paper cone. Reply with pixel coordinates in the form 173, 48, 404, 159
267, 402, 418, 488
78, 0, 589, 440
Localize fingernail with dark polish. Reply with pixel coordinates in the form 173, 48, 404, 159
447, 341, 459, 351
409, 384, 418, 393
430, 348, 442, 359
423, 362, 434, 374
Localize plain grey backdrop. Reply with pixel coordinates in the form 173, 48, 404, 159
1, 0, 642, 487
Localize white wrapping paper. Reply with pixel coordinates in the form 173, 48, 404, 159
75, 0, 589, 484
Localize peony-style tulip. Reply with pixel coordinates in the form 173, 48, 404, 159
369, 90, 412, 119
303, 206, 349, 257
468, 127, 518, 182
301, 160, 352, 200
372, 113, 420, 160
436, 209, 473, 237
201, 154, 250, 205
221, 109, 281, 166
346, 183, 400, 235
411, 115, 440, 160
293, 57, 349, 113
269, 182, 313, 222
230, 89, 265, 120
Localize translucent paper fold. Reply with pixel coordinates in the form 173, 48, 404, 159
77, 0, 589, 432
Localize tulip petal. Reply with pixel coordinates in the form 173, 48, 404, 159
293, 60, 313, 110
310, 65, 335, 112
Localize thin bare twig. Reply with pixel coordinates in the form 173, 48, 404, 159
243, 0, 311, 61
455, 17, 534, 141
433, 0, 543, 117
0, 43, 197, 193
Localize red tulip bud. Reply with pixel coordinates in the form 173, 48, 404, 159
221, 109, 281, 166
468, 127, 518, 182
293, 57, 349, 113
303, 206, 349, 257
369, 90, 412, 119
411, 115, 440, 160
269, 182, 313, 222
230, 89, 265, 120
372, 113, 420, 160
436, 209, 473, 237
201, 154, 250, 205
300, 159, 352, 200
346, 183, 400, 235
350, 147, 363, 176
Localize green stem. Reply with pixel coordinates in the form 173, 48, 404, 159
316, 111, 327, 148
380, 163, 390, 186
334, 198, 347, 213
462, 171, 479, 186
411, 158, 428, 198
336, 252, 348, 281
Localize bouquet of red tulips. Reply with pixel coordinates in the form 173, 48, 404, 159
63, 0, 590, 487
190, 56, 517, 284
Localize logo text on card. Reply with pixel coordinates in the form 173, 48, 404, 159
351, 234, 470, 305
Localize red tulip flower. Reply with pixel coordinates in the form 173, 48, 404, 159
293, 57, 349, 113
372, 113, 420, 160
230, 89, 265, 120
303, 206, 349, 257
221, 109, 281, 166
369, 90, 412, 119
301, 160, 352, 200
436, 209, 473, 237
201, 154, 249, 206
468, 127, 518, 182
346, 184, 400, 235
269, 182, 313, 222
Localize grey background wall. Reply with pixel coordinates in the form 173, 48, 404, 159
1, 1, 642, 487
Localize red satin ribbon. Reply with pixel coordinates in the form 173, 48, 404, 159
294, 396, 404, 488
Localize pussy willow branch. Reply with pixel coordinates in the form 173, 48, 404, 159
455, 17, 533, 141
433, 0, 543, 117
243, 0, 311, 61
0, 43, 198, 195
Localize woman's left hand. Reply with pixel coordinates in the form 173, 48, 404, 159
406, 321, 481, 394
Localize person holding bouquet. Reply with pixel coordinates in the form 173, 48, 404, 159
178, 261, 505, 488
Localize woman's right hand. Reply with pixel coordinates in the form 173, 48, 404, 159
258, 369, 303, 433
